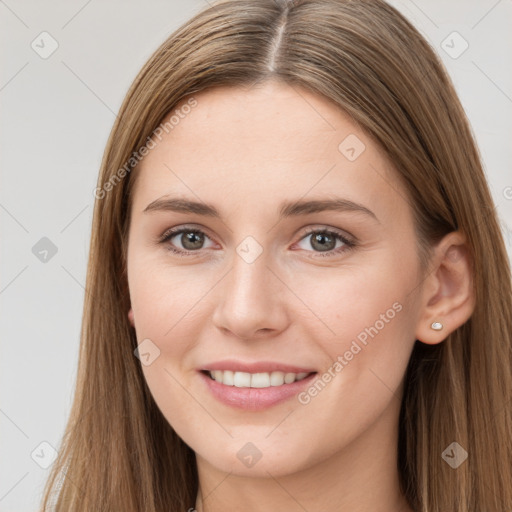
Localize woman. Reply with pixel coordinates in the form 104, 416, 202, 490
41, 0, 512, 510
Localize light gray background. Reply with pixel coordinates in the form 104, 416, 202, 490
1, 1, 511, 510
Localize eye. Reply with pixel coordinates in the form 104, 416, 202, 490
159, 226, 216, 256
294, 228, 356, 257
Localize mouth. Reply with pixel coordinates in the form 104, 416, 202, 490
198, 366, 318, 411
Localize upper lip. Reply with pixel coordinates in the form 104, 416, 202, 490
200, 360, 317, 374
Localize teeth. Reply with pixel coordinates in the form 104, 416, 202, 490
208, 370, 311, 388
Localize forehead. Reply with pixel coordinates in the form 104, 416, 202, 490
130, 81, 407, 223
162, 81, 358, 164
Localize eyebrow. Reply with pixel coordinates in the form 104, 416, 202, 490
143, 196, 379, 222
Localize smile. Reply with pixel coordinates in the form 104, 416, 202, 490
205, 369, 313, 388
199, 366, 318, 411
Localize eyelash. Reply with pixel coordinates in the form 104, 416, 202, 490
158, 225, 357, 259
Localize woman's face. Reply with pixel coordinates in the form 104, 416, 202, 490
126, 81, 425, 477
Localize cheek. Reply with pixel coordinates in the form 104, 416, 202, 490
290, 251, 417, 418
128, 255, 212, 345
128, 258, 221, 421
129, 264, 207, 430
282, 285, 414, 474
294, 258, 415, 361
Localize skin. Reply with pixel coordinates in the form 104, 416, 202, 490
126, 81, 474, 511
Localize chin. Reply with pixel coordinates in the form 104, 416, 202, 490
193, 435, 321, 478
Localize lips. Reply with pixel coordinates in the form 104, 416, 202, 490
198, 359, 318, 410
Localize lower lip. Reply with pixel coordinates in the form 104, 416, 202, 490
199, 371, 317, 411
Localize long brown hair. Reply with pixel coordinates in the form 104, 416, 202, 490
40, 0, 512, 510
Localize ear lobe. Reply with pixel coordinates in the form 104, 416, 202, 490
415, 231, 475, 345
128, 308, 135, 327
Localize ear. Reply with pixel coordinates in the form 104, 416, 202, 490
415, 231, 475, 345
128, 308, 135, 327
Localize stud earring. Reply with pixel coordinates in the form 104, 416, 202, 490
431, 321, 443, 331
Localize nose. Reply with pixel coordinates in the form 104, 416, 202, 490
211, 247, 289, 341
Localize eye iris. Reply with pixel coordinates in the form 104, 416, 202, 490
181, 231, 204, 250
311, 232, 335, 252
